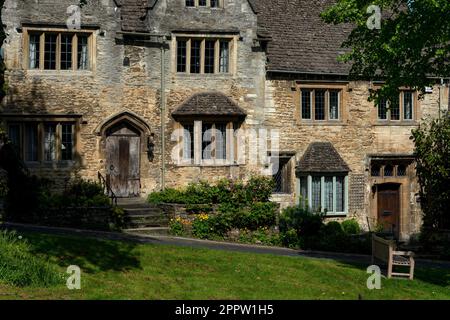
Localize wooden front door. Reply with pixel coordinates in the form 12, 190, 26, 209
106, 124, 141, 197
377, 184, 400, 238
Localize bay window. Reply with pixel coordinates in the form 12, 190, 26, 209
179, 121, 235, 165
298, 174, 349, 215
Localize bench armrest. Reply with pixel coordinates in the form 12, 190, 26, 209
393, 250, 415, 257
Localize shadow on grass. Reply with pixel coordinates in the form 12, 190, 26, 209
297, 252, 450, 288
24, 232, 141, 274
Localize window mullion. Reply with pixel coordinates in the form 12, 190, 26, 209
307, 175, 312, 211
200, 39, 205, 74
39, 33, 45, 70
73, 34, 78, 71
320, 176, 325, 213
56, 33, 61, 70
194, 120, 202, 165
56, 123, 62, 161
214, 39, 220, 74
186, 39, 191, 74
344, 176, 349, 214
332, 176, 336, 213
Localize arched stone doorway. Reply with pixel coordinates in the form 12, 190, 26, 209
105, 122, 141, 197
96, 111, 152, 198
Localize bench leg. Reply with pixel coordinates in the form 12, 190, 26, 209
409, 259, 415, 280
387, 260, 393, 279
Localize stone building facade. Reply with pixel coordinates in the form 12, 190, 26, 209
1, 0, 449, 240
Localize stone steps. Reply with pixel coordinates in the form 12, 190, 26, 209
123, 227, 170, 236
117, 197, 169, 230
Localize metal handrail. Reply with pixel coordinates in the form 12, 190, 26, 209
98, 171, 118, 206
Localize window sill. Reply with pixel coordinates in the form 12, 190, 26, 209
373, 121, 418, 126
174, 73, 233, 78
323, 212, 348, 217
26, 161, 77, 169
26, 69, 93, 76
298, 121, 346, 126
176, 162, 241, 168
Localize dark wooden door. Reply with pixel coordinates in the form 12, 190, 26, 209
377, 184, 400, 238
106, 125, 141, 197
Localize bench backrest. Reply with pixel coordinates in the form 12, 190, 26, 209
372, 234, 396, 262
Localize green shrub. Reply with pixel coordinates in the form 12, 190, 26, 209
148, 188, 186, 204
238, 227, 281, 246
169, 217, 186, 236
280, 228, 299, 248
65, 179, 104, 199
341, 219, 361, 235
192, 214, 213, 239
237, 202, 277, 230
186, 203, 213, 214
147, 176, 276, 207
0, 230, 62, 287
110, 207, 126, 231
323, 221, 344, 235
245, 176, 275, 203
279, 205, 324, 249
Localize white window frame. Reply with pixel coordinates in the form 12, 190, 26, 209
179, 120, 235, 166
297, 174, 349, 216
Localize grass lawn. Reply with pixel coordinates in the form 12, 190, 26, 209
0, 231, 449, 300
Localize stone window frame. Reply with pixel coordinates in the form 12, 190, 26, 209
370, 161, 412, 178
174, 120, 238, 167
185, 0, 222, 8
5, 117, 80, 166
375, 90, 418, 123
297, 173, 349, 216
294, 83, 347, 124
22, 27, 96, 72
172, 34, 237, 76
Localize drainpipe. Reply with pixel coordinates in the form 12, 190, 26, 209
160, 36, 167, 190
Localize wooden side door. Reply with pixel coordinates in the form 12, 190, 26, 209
377, 184, 400, 238
106, 124, 141, 197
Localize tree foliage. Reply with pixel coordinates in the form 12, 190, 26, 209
321, 0, 450, 104
411, 113, 450, 230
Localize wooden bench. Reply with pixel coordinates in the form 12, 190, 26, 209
372, 234, 415, 280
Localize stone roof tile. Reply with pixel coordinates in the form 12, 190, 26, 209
172, 92, 247, 119
297, 142, 350, 173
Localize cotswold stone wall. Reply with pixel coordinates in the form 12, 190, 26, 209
1, 0, 266, 194
263, 79, 447, 238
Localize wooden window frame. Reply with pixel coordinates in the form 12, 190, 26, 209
299, 88, 343, 122
298, 174, 349, 216
6, 120, 78, 164
23, 27, 95, 72
174, 35, 235, 75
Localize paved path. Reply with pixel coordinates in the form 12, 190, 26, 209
2, 222, 450, 269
